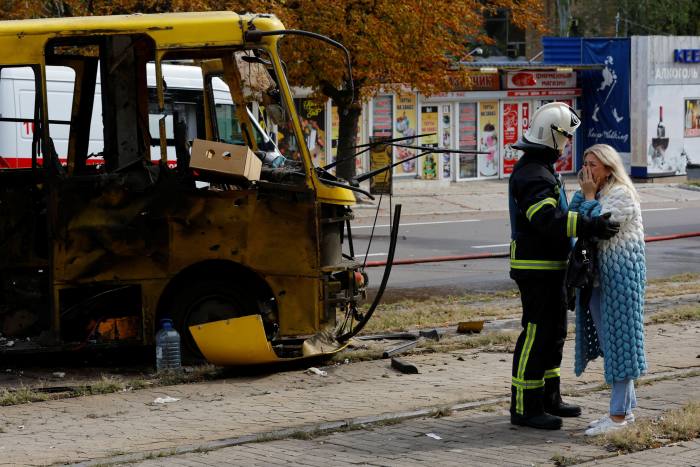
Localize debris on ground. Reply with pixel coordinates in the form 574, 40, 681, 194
425, 432, 442, 440
153, 396, 180, 404
52, 372, 66, 378
382, 340, 418, 358
391, 357, 418, 374
457, 320, 484, 334
306, 367, 327, 377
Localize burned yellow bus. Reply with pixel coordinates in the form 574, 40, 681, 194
0, 12, 397, 364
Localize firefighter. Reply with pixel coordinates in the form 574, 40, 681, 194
508, 102, 620, 430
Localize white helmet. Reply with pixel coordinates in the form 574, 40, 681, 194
519, 102, 581, 152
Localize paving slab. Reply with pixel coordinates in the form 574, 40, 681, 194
133, 375, 700, 467
0, 321, 698, 466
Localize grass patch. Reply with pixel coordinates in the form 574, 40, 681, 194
289, 428, 324, 440
155, 364, 220, 386
421, 332, 518, 353
647, 272, 700, 286
550, 453, 585, 466
647, 304, 700, 324
360, 274, 700, 334
479, 402, 507, 413
0, 364, 220, 407
83, 376, 123, 395
0, 386, 50, 406
353, 292, 520, 335
646, 273, 700, 299
433, 406, 454, 418
142, 448, 178, 460
592, 400, 700, 452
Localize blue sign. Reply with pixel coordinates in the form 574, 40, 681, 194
674, 49, 700, 63
581, 38, 631, 154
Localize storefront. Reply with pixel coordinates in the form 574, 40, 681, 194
283, 67, 584, 183
415, 68, 580, 181
630, 36, 700, 178
547, 35, 699, 179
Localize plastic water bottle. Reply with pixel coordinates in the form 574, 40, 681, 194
155, 319, 181, 371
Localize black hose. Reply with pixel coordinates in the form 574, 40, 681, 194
337, 204, 401, 342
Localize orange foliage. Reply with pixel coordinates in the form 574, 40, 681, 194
1, 0, 546, 99
0, 0, 546, 178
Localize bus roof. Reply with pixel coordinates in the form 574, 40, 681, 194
0, 12, 284, 65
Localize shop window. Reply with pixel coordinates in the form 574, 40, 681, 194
458, 102, 477, 179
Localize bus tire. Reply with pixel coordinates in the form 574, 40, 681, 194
167, 278, 260, 364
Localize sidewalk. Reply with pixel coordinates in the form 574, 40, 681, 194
1, 320, 698, 466
352, 179, 700, 220
135, 376, 700, 467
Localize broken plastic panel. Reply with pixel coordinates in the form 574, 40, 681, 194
190, 314, 346, 365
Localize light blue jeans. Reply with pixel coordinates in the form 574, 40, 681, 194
589, 287, 637, 416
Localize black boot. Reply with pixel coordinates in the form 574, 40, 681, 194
510, 386, 563, 430
544, 376, 581, 417
510, 412, 563, 430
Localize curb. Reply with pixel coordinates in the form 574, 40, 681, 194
352, 208, 489, 220
68, 367, 700, 467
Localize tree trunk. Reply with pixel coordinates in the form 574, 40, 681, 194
320, 79, 363, 181
335, 99, 362, 181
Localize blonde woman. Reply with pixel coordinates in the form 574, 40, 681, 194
568, 144, 647, 436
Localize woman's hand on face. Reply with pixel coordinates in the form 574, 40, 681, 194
579, 166, 597, 200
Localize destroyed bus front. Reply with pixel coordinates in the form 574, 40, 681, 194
0, 12, 371, 364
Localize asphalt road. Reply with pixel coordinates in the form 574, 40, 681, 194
350, 205, 700, 296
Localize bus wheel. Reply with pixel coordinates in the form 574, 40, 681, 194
168, 279, 260, 363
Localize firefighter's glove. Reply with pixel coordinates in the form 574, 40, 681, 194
578, 212, 620, 240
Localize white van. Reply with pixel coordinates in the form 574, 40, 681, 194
0, 63, 281, 169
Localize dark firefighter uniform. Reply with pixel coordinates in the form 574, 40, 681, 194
508, 147, 581, 427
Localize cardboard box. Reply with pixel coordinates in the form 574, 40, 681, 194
190, 139, 262, 183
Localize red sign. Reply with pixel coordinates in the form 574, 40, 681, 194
507, 89, 582, 97
502, 103, 519, 175
505, 71, 576, 89
554, 99, 575, 173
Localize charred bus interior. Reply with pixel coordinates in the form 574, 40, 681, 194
0, 21, 368, 364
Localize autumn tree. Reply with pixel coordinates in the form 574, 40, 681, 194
242, 0, 546, 180
0, 0, 546, 180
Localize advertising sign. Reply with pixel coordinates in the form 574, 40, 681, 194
629, 36, 700, 175
478, 101, 499, 177
451, 72, 500, 91
441, 104, 452, 179
420, 106, 439, 146
553, 99, 574, 173
458, 102, 477, 178
372, 95, 393, 138
645, 87, 698, 174
505, 71, 576, 89
684, 98, 700, 137
421, 106, 439, 179
369, 137, 393, 195
581, 38, 631, 154
502, 102, 520, 175
394, 92, 418, 176
298, 99, 327, 167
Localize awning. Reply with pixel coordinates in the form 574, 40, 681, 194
457, 61, 604, 72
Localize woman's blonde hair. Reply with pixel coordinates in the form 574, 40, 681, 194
583, 144, 639, 202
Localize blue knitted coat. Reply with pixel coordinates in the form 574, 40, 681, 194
569, 185, 647, 384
